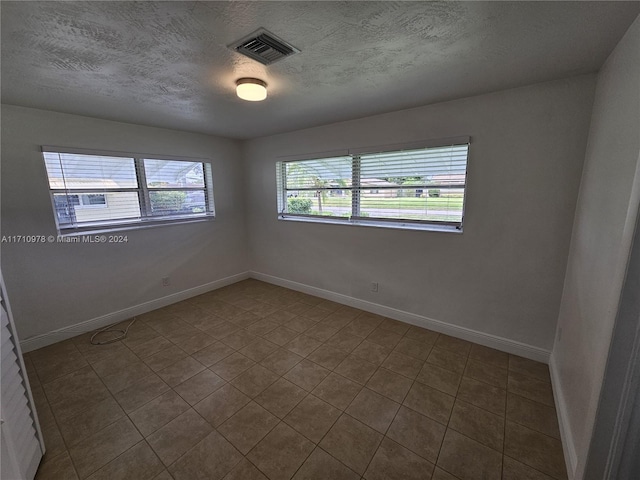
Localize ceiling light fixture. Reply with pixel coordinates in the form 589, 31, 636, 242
236, 78, 267, 101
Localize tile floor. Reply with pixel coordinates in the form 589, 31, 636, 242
25, 279, 567, 480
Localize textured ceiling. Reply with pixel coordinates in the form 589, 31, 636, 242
1, 1, 638, 139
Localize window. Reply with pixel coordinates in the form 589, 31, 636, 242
42, 148, 215, 233
277, 139, 469, 231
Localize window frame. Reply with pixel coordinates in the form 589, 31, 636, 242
276, 137, 470, 233
41, 146, 216, 235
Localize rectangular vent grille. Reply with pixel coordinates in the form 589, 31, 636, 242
230, 29, 299, 65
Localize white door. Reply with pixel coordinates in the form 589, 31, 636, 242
0, 274, 44, 480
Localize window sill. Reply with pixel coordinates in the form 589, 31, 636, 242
59, 215, 215, 236
278, 214, 463, 234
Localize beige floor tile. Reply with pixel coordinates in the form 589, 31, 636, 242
129, 390, 190, 436
246, 319, 280, 336
247, 422, 315, 480
502, 455, 556, 480
151, 471, 173, 480
205, 320, 241, 339
379, 318, 411, 336
146, 408, 213, 466
364, 437, 435, 480
222, 329, 259, 349
127, 336, 174, 359
350, 340, 391, 365
432, 467, 458, 480
285, 316, 318, 333
305, 322, 341, 342
404, 326, 439, 345
366, 327, 402, 349
284, 394, 342, 443
218, 401, 279, 454
426, 347, 467, 375
334, 355, 377, 384
417, 363, 462, 396
171, 331, 216, 355
240, 338, 280, 361
194, 383, 251, 426
366, 367, 413, 403
382, 351, 423, 379
260, 348, 303, 375
285, 334, 323, 357
307, 344, 349, 370
255, 377, 308, 418
40, 422, 67, 463
174, 368, 226, 405
449, 400, 505, 451
91, 348, 141, 378
469, 344, 509, 369
463, 359, 508, 389
437, 429, 502, 480
403, 382, 455, 425
506, 393, 560, 439
68, 417, 142, 478
319, 414, 383, 475
346, 387, 400, 433
211, 352, 256, 380
157, 357, 205, 387
35, 451, 79, 480
508, 356, 550, 383
394, 337, 432, 361
504, 421, 567, 480
35, 350, 89, 384
284, 359, 330, 391
341, 318, 379, 339
169, 431, 243, 480
264, 325, 300, 346
457, 377, 506, 416
386, 406, 446, 463
113, 373, 170, 413
231, 364, 280, 397
293, 447, 359, 480
222, 458, 268, 480
325, 331, 363, 353
507, 372, 554, 407
49, 382, 112, 423
42, 366, 103, 405
435, 335, 472, 356
300, 306, 332, 322
58, 396, 125, 446
143, 345, 188, 373
191, 341, 235, 367
101, 361, 154, 394
312, 372, 362, 410
86, 441, 164, 480
264, 309, 298, 325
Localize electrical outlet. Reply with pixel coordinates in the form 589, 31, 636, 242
371, 282, 378, 293
162, 277, 170, 287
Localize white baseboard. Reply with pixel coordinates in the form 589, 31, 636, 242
19, 271, 250, 353
549, 352, 578, 479
250, 271, 551, 363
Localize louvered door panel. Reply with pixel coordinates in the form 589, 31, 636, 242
1, 279, 43, 480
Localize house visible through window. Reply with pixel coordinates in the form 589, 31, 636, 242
42, 148, 215, 233
276, 139, 469, 231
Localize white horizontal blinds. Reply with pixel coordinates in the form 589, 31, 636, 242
42, 149, 215, 231
142, 159, 211, 217
357, 144, 468, 225
284, 156, 352, 218
43, 152, 142, 229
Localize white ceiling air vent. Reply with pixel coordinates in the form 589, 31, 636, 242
229, 28, 299, 66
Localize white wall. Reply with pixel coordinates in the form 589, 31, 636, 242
243, 75, 596, 353
0, 105, 248, 343
551, 17, 640, 479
